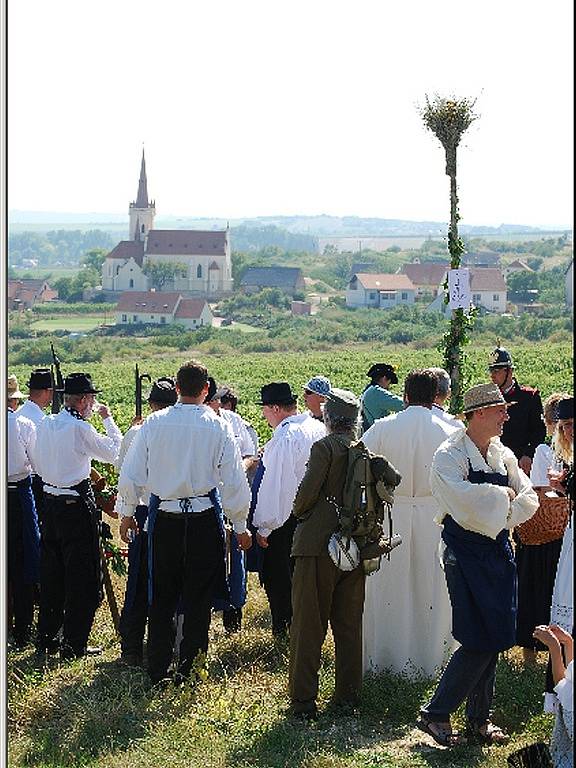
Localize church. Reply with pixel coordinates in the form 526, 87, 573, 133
101, 152, 233, 297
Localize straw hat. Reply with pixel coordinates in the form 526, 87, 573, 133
463, 383, 515, 414
8, 375, 25, 400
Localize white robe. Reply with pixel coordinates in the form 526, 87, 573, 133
361, 406, 462, 678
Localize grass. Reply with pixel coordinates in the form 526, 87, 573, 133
8, 571, 554, 768
29, 315, 109, 331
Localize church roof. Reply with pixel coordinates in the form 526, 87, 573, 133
105, 241, 145, 265
174, 298, 209, 319
116, 291, 182, 314
145, 230, 227, 256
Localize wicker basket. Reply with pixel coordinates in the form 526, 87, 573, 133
516, 487, 569, 546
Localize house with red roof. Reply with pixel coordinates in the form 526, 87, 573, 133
115, 291, 213, 329
8, 279, 58, 309
102, 151, 232, 298
346, 273, 416, 308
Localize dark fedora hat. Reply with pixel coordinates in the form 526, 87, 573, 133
367, 363, 398, 385
147, 377, 177, 406
63, 372, 101, 395
27, 368, 53, 390
488, 347, 513, 369
257, 382, 297, 406
557, 397, 574, 421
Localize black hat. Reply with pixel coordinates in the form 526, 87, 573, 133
63, 372, 100, 395
27, 368, 53, 390
367, 363, 398, 385
204, 376, 218, 403
147, 377, 177, 406
488, 347, 513, 369
557, 397, 574, 420
257, 382, 297, 406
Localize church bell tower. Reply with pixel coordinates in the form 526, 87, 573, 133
129, 149, 156, 241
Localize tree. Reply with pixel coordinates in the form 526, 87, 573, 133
420, 94, 479, 413
80, 248, 107, 272
142, 261, 187, 291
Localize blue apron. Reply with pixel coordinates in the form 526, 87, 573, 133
441, 461, 517, 652
123, 504, 148, 613
147, 489, 229, 606
12, 477, 40, 584
245, 460, 266, 578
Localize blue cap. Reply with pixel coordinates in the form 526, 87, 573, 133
304, 376, 332, 397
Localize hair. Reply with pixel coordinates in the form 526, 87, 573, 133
64, 393, 87, 409
324, 409, 358, 438
426, 367, 451, 398
220, 389, 238, 411
176, 360, 208, 397
404, 369, 438, 406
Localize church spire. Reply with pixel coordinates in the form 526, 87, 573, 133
135, 148, 149, 208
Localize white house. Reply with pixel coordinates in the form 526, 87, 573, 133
426, 267, 507, 314
399, 262, 448, 298
102, 151, 233, 297
115, 291, 214, 329
503, 259, 534, 279
346, 273, 416, 309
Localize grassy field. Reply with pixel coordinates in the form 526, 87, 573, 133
29, 315, 109, 332
8, 571, 555, 768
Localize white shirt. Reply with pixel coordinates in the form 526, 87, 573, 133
18, 399, 48, 428
253, 412, 326, 537
33, 409, 122, 494
114, 423, 146, 517
530, 443, 560, 487
221, 409, 257, 457
432, 403, 465, 429
117, 402, 251, 532
362, 406, 461, 497
8, 408, 36, 481
430, 430, 539, 539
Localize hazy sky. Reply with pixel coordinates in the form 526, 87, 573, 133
8, 0, 574, 227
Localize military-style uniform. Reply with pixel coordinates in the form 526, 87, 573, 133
501, 380, 546, 461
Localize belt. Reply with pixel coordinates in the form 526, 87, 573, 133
157, 507, 215, 520
159, 496, 212, 514
44, 482, 81, 497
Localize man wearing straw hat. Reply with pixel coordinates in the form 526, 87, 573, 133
7, 375, 40, 647
417, 383, 539, 748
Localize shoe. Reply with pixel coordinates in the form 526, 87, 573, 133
35, 637, 61, 656
416, 716, 466, 747
466, 720, 509, 745
60, 644, 103, 661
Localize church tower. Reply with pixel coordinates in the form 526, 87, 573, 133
129, 149, 156, 241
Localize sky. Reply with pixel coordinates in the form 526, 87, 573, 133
7, 0, 574, 227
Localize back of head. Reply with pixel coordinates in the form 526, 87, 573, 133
404, 370, 438, 406
149, 377, 178, 408
324, 388, 359, 435
426, 367, 451, 399
177, 360, 208, 398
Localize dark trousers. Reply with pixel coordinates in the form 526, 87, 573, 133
261, 515, 297, 635
37, 496, 100, 654
8, 488, 35, 641
31, 475, 46, 530
119, 533, 149, 658
147, 510, 224, 683
289, 555, 365, 713
421, 647, 499, 724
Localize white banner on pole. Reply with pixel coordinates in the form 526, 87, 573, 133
448, 268, 471, 310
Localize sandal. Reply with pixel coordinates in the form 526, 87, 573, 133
416, 717, 466, 747
466, 720, 509, 745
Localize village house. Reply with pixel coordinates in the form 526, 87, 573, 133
102, 152, 233, 298
345, 273, 416, 309
239, 266, 305, 295
115, 291, 214, 329
399, 262, 448, 299
426, 267, 507, 314
8, 279, 58, 310
503, 259, 534, 279
461, 250, 501, 268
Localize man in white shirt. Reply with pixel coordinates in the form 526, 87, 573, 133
33, 372, 122, 660
417, 383, 538, 747
18, 368, 53, 528
115, 377, 178, 667
251, 382, 325, 637
426, 367, 465, 427
362, 370, 461, 678
117, 360, 252, 685
8, 375, 40, 647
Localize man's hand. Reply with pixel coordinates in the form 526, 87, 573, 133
236, 530, 252, 551
119, 515, 138, 544
533, 625, 560, 652
550, 625, 574, 651
506, 487, 517, 502
518, 455, 532, 474
256, 532, 269, 548
98, 403, 112, 420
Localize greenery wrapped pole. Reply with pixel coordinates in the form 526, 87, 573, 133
420, 95, 479, 414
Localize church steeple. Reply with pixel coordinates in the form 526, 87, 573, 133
135, 149, 149, 208
129, 147, 156, 241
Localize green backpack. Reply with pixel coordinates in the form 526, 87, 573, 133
336, 439, 402, 559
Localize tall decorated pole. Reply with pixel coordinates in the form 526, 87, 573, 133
420, 95, 478, 414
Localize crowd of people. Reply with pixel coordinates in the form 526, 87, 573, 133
7, 347, 573, 761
